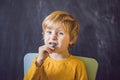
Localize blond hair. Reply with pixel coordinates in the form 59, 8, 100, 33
42, 11, 80, 46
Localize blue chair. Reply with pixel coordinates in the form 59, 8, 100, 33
24, 53, 98, 80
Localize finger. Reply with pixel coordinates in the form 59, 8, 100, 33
45, 47, 53, 54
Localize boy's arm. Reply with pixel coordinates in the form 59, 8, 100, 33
75, 61, 88, 80
23, 56, 43, 80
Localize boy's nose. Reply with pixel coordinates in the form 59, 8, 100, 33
51, 34, 57, 40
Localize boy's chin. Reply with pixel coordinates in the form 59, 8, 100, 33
51, 49, 60, 53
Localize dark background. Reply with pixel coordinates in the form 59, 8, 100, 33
0, 0, 120, 80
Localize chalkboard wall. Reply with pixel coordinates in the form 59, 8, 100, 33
0, 0, 120, 80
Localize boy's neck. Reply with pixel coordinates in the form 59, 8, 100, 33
49, 50, 70, 60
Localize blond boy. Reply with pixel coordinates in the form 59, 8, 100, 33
24, 11, 88, 80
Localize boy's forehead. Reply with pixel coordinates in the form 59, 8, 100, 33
46, 24, 64, 30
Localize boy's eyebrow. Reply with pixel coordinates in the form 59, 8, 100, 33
57, 28, 64, 31
46, 27, 52, 30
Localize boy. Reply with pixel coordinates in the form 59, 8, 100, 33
24, 11, 88, 80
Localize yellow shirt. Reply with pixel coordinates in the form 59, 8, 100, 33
24, 55, 88, 80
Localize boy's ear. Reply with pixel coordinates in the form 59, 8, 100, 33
42, 32, 45, 39
69, 36, 74, 44
42, 32, 44, 35
69, 40, 73, 45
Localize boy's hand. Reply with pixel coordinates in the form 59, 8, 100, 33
36, 45, 54, 66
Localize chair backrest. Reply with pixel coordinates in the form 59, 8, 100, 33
24, 53, 98, 80
75, 56, 98, 80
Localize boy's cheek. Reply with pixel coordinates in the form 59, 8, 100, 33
44, 39, 48, 45
44, 35, 49, 41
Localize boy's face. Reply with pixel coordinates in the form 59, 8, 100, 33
43, 24, 71, 53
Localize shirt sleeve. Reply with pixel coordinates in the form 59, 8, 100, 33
75, 61, 88, 80
23, 56, 41, 80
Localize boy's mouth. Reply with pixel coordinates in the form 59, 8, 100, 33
49, 42, 58, 47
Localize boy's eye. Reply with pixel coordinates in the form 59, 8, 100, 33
58, 32, 64, 35
46, 31, 52, 34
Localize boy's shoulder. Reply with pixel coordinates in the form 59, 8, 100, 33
68, 55, 84, 64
